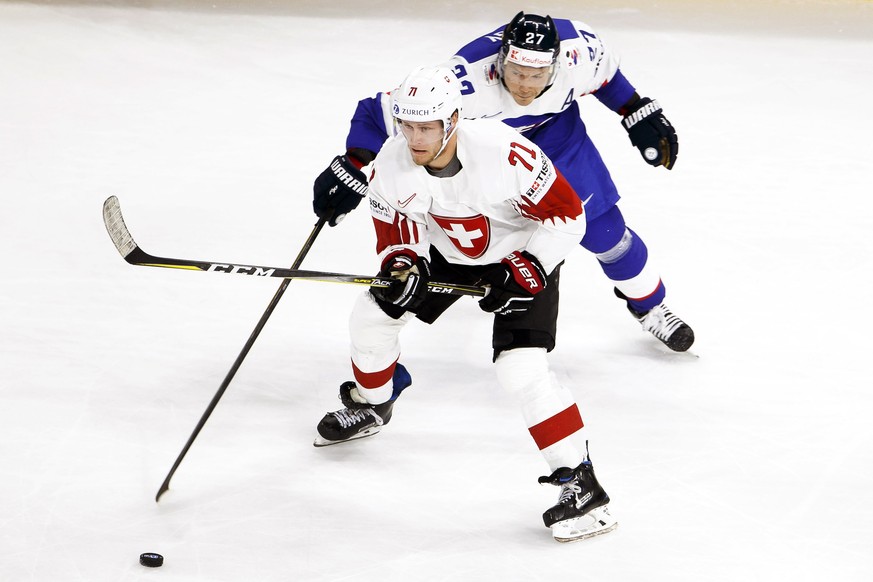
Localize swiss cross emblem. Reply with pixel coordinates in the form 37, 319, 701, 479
430, 214, 491, 259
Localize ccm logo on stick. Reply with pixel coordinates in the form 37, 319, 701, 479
207, 263, 275, 276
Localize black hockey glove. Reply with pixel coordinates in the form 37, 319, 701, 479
478, 251, 547, 316
621, 97, 678, 170
370, 253, 431, 310
312, 153, 370, 227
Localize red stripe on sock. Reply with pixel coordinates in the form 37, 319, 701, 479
625, 279, 663, 302
352, 359, 397, 390
528, 405, 584, 450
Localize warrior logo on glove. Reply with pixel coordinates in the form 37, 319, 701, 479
621, 97, 678, 170
313, 152, 373, 226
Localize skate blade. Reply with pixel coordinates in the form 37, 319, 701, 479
551, 505, 618, 543
312, 426, 382, 447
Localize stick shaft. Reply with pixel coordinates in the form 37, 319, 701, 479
154, 218, 326, 502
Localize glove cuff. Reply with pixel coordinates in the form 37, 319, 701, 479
381, 251, 419, 272
345, 154, 365, 170
346, 148, 377, 169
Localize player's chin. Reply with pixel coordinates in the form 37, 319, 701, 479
511, 92, 536, 105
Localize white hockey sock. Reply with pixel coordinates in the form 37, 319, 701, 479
495, 348, 588, 471
348, 291, 414, 404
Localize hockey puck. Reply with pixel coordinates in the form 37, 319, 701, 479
139, 553, 164, 568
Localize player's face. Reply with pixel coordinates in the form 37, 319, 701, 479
502, 62, 552, 106
398, 119, 446, 166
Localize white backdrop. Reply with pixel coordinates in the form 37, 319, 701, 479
1, 1, 872, 580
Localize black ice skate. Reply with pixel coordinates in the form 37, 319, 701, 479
539, 460, 618, 543
313, 364, 412, 447
615, 288, 695, 352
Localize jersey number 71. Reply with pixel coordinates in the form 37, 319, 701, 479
508, 142, 537, 172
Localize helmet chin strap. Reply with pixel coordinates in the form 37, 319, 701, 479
433, 118, 457, 160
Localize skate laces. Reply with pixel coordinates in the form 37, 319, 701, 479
330, 408, 376, 429
558, 481, 582, 504
640, 303, 685, 340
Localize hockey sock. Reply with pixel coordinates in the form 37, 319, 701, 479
495, 348, 588, 470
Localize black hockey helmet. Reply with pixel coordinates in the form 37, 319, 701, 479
499, 11, 560, 68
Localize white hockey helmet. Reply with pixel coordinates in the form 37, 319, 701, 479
391, 66, 463, 154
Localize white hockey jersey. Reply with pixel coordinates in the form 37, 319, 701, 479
355, 19, 628, 143
367, 118, 586, 274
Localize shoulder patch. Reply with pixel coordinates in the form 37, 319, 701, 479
564, 47, 582, 68
522, 155, 557, 205
482, 61, 500, 86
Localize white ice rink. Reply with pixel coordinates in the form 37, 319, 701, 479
2, 0, 872, 580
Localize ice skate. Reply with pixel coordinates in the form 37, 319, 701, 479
314, 364, 412, 447
615, 288, 694, 351
539, 460, 617, 543
634, 302, 694, 351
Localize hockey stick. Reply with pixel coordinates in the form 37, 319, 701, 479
103, 196, 485, 298
150, 212, 327, 502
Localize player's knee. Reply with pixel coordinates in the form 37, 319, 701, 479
580, 205, 627, 253
349, 291, 413, 352
495, 347, 550, 400
595, 228, 635, 264
596, 228, 652, 282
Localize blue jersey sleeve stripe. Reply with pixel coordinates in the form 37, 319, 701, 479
554, 19, 579, 41
593, 70, 636, 112
346, 93, 390, 154
454, 25, 504, 63
501, 113, 555, 132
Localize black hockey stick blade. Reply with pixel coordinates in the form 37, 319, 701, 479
102, 196, 485, 297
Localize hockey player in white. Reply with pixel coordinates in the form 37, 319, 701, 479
313, 11, 693, 352
314, 66, 617, 542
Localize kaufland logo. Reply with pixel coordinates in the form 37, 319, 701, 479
507, 45, 553, 67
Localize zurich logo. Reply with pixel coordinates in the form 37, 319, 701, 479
393, 104, 399, 114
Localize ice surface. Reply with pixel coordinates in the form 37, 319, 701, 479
1, 1, 872, 580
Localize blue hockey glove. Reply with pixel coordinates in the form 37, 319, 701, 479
621, 97, 678, 170
478, 251, 547, 316
312, 153, 370, 226
370, 253, 431, 310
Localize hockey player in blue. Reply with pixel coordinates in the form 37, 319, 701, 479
312, 11, 694, 351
